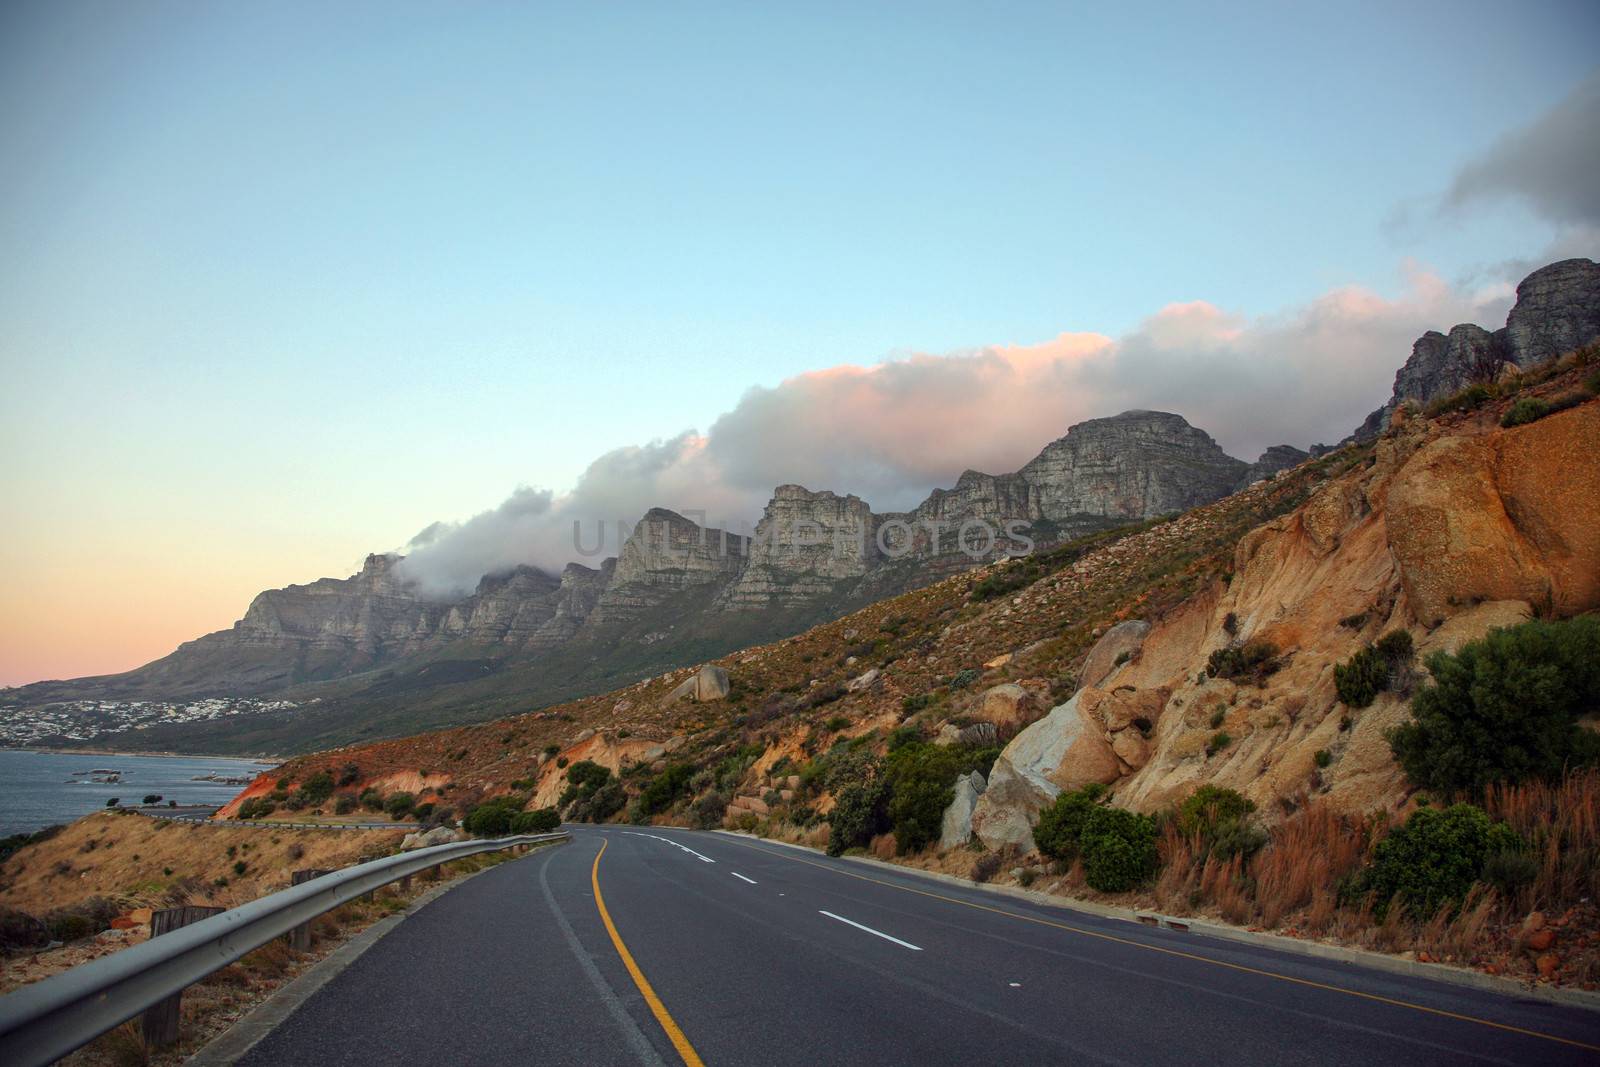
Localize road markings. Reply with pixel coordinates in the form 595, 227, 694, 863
819, 910, 924, 951
716, 835, 1600, 1054
592, 839, 707, 1067
623, 831, 715, 863
731, 872, 757, 884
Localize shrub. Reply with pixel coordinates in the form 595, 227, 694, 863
543, 744, 560, 757
691, 792, 728, 829
1314, 749, 1332, 769
1425, 382, 1492, 418
237, 797, 277, 820
1034, 784, 1108, 860
464, 798, 522, 836
359, 788, 384, 812
949, 668, 982, 690
1388, 616, 1600, 795
334, 794, 358, 815
298, 771, 335, 806
1345, 803, 1522, 917
901, 694, 933, 715
1335, 630, 1414, 708
824, 716, 850, 732
1586, 369, 1600, 396
971, 851, 1003, 883
510, 808, 561, 833
1205, 641, 1280, 684
887, 725, 922, 751
413, 802, 435, 821
233, 860, 248, 876
1501, 396, 1549, 427
637, 764, 693, 816
1176, 785, 1254, 837
142, 794, 162, 805
882, 742, 998, 854
0, 907, 50, 952
384, 792, 417, 819
1079, 808, 1160, 892
824, 753, 888, 856
1206, 731, 1232, 756
338, 763, 361, 786
104, 798, 119, 808
556, 756, 569, 768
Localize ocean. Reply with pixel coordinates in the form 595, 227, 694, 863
0, 750, 274, 836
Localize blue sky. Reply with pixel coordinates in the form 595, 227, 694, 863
2, 1, 1597, 682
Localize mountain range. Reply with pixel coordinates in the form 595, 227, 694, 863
7, 258, 1597, 755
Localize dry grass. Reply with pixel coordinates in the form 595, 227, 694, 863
1483, 768, 1600, 910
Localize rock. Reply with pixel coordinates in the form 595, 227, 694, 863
1112, 729, 1151, 769
1078, 621, 1151, 690
969, 692, 1124, 851
1239, 445, 1310, 489
939, 770, 987, 850
958, 721, 999, 747
778, 789, 795, 802
934, 723, 964, 746
1387, 405, 1600, 623
984, 653, 1013, 669
1504, 258, 1600, 367
1536, 953, 1561, 980
975, 684, 1040, 732
846, 668, 882, 692
401, 826, 466, 850
1524, 928, 1556, 953
667, 665, 731, 702
573, 728, 595, 743
1080, 686, 1168, 733
732, 794, 769, 816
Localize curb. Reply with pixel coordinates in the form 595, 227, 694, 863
710, 829, 1600, 1013
185, 839, 568, 1065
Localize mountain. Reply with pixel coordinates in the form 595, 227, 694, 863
7, 410, 1295, 752
1348, 258, 1600, 440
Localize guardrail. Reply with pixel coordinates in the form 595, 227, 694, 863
132, 809, 409, 831
0, 831, 569, 1067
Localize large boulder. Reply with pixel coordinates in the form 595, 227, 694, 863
400, 826, 465, 850
1503, 258, 1600, 367
974, 684, 1040, 732
1077, 621, 1150, 690
939, 770, 987, 850
968, 692, 1123, 851
667, 665, 731, 703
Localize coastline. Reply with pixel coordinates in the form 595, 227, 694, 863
1, 746, 282, 764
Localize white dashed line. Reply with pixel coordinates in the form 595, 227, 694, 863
819, 910, 923, 951
622, 831, 716, 863
731, 872, 757, 885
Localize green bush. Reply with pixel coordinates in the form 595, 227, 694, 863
1425, 382, 1491, 418
1206, 731, 1232, 756
1388, 616, 1600, 795
334, 794, 358, 815
237, 797, 276, 820
1176, 785, 1254, 837
948, 668, 982, 690
510, 807, 560, 833
824, 752, 888, 856
359, 788, 384, 812
824, 716, 850, 732
1080, 808, 1160, 892
1335, 629, 1414, 708
1345, 804, 1522, 917
298, 771, 335, 805
384, 792, 417, 819
1205, 641, 1280, 684
1501, 396, 1550, 427
142, 794, 162, 805
637, 764, 693, 816
1314, 749, 1332, 769
691, 792, 728, 829
464, 797, 522, 836
900, 694, 933, 715
104, 798, 119, 808
882, 742, 999, 854
1033, 784, 1109, 860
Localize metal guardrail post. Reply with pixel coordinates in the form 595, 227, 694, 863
287, 870, 332, 950
141, 906, 224, 1047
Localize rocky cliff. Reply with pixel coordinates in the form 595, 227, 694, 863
1350, 258, 1600, 440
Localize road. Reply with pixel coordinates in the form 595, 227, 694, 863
237, 825, 1600, 1066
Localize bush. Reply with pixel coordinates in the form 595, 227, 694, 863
1586, 369, 1600, 396
105, 798, 119, 808
1176, 785, 1253, 837
1033, 784, 1108, 860
1425, 382, 1491, 418
949, 668, 982, 690
1205, 641, 1280, 684
1206, 731, 1232, 756
1388, 616, 1600, 795
298, 771, 335, 806
1314, 749, 1332, 769
338, 763, 361, 786
882, 742, 999, 854
1080, 808, 1160, 892
1501, 396, 1549, 427
384, 792, 417, 819
0, 907, 50, 952
691, 791, 728, 829
900, 694, 933, 715
359, 788, 384, 812
637, 764, 693, 816
334, 794, 358, 815
142, 794, 162, 805
824, 716, 850, 732
1345, 803, 1522, 917
972, 851, 1004, 883
1335, 629, 1414, 708
237, 797, 276, 820
463, 798, 522, 836
510, 808, 561, 834
824, 753, 888, 856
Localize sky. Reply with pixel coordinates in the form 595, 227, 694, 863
2, 1, 1597, 685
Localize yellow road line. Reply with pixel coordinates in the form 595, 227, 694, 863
591, 837, 707, 1067
715, 833, 1600, 1054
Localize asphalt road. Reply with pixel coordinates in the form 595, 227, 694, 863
237, 825, 1600, 1066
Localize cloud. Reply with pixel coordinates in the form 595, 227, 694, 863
393, 264, 1516, 597
1443, 72, 1600, 227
